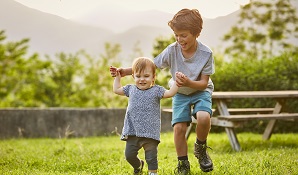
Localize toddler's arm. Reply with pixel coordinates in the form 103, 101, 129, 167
113, 71, 125, 96
163, 72, 180, 98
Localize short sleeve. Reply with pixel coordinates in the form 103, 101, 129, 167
156, 85, 166, 99
154, 46, 171, 69
123, 85, 132, 97
202, 53, 215, 75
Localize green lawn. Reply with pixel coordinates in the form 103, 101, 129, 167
0, 132, 297, 175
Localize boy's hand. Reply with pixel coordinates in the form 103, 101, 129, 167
110, 66, 117, 77
110, 66, 125, 77
175, 72, 188, 87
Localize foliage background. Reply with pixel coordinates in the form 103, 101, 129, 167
1, 0, 298, 133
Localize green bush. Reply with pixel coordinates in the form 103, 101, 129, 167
211, 52, 298, 133
212, 52, 298, 110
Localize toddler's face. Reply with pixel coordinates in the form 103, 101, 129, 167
133, 66, 155, 90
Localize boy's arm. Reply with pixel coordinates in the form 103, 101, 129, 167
113, 72, 125, 96
189, 74, 209, 90
176, 73, 209, 90
163, 80, 179, 98
110, 66, 133, 77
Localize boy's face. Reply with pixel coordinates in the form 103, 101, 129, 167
173, 29, 198, 53
133, 65, 155, 90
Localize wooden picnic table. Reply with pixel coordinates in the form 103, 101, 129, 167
212, 90, 298, 151
163, 90, 298, 151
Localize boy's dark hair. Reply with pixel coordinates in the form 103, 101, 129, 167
168, 8, 203, 37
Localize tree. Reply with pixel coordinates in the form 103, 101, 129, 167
0, 30, 128, 108
38, 52, 84, 107
152, 35, 176, 58
223, 0, 298, 59
81, 42, 128, 107
0, 30, 52, 107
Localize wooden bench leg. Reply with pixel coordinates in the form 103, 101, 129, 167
263, 120, 277, 140
263, 100, 282, 140
225, 127, 241, 151
216, 100, 241, 151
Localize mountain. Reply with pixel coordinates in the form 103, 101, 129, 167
0, 0, 239, 62
2, 0, 297, 64
72, 8, 174, 33
1, 0, 237, 61
0, 0, 113, 58
70, 8, 175, 64
70, 8, 239, 63
70, 7, 240, 53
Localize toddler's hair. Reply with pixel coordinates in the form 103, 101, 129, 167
168, 8, 203, 37
132, 57, 156, 75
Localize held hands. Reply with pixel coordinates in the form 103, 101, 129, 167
115, 70, 121, 78
110, 66, 124, 77
175, 72, 188, 87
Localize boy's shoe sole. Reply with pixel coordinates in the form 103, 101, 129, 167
200, 165, 213, 172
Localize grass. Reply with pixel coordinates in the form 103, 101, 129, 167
0, 132, 297, 175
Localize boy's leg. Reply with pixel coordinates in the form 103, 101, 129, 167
196, 111, 211, 141
172, 93, 192, 174
173, 122, 188, 157
192, 92, 213, 172
173, 122, 191, 174
172, 93, 192, 157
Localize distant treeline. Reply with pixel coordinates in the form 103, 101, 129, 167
1, 30, 298, 110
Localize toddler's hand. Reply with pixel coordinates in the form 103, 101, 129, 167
115, 70, 122, 78
176, 72, 186, 78
175, 72, 187, 87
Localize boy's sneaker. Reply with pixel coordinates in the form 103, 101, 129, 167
134, 160, 144, 175
174, 160, 190, 175
194, 142, 213, 172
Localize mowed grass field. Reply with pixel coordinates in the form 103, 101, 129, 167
0, 132, 297, 175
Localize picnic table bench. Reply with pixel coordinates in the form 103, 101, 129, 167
163, 91, 298, 151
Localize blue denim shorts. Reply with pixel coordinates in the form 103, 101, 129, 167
171, 91, 212, 126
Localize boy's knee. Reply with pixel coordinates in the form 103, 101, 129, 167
196, 111, 210, 120
174, 122, 188, 134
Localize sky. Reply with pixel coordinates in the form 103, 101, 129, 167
14, 0, 249, 19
